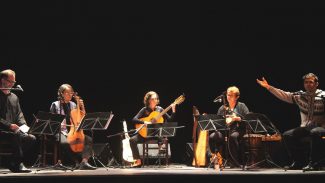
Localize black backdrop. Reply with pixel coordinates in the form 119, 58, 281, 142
1, 2, 324, 165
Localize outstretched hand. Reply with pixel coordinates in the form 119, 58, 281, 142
256, 77, 270, 90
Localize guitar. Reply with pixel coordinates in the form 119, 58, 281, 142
67, 93, 86, 152
122, 120, 135, 163
135, 94, 185, 138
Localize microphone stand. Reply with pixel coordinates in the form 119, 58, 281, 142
106, 128, 140, 168
222, 100, 232, 168
0, 85, 23, 91
43, 102, 74, 172
0, 87, 15, 90
211, 97, 235, 169
220, 100, 246, 169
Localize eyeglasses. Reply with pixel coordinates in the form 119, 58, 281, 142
63, 92, 74, 95
5, 78, 16, 84
304, 80, 316, 84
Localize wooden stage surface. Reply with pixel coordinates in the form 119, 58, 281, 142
1, 164, 325, 183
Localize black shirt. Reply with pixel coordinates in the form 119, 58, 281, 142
132, 106, 175, 124
217, 102, 249, 130
0, 91, 26, 130
217, 102, 249, 118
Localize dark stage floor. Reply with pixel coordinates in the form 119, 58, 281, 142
1, 164, 325, 183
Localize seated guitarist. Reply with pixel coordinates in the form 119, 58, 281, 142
209, 86, 249, 168
129, 91, 176, 167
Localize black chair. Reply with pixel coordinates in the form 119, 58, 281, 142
142, 137, 169, 167
0, 131, 14, 168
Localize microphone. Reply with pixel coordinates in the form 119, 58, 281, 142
16, 85, 24, 92
214, 98, 223, 103
213, 91, 226, 103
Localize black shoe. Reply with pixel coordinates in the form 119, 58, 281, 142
9, 163, 32, 173
79, 162, 97, 170
284, 162, 304, 170
302, 162, 319, 172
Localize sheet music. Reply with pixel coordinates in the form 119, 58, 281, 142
78, 112, 114, 131
146, 122, 179, 137
29, 111, 66, 135
19, 124, 30, 133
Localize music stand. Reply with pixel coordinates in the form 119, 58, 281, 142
242, 113, 282, 170
77, 112, 114, 131
197, 114, 227, 131
29, 111, 64, 136
146, 122, 180, 138
28, 111, 72, 171
145, 122, 183, 167
197, 114, 231, 169
78, 111, 114, 171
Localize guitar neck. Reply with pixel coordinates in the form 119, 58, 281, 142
152, 95, 184, 122
75, 96, 86, 114
154, 104, 172, 121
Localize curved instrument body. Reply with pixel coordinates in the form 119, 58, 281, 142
135, 111, 164, 137
192, 130, 208, 166
122, 120, 135, 163
67, 94, 86, 152
135, 94, 185, 138
192, 106, 224, 167
225, 114, 239, 127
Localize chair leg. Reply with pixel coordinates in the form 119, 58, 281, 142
42, 135, 46, 166
165, 140, 169, 166
146, 142, 149, 166
54, 142, 58, 165
142, 142, 145, 167
142, 141, 149, 167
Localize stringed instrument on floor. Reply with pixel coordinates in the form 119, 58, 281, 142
136, 94, 185, 138
192, 106, 223, 168
122, 120, 135, 163
67, 93, 86, 152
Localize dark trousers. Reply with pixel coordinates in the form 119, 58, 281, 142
283, 126, 325, 165
209, 128, 244, 166
310, 127, 325, 164
129, 133, 163, 159
56, 133, 93, 164
0, 131, 36, 167
209, 130, 224, 153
